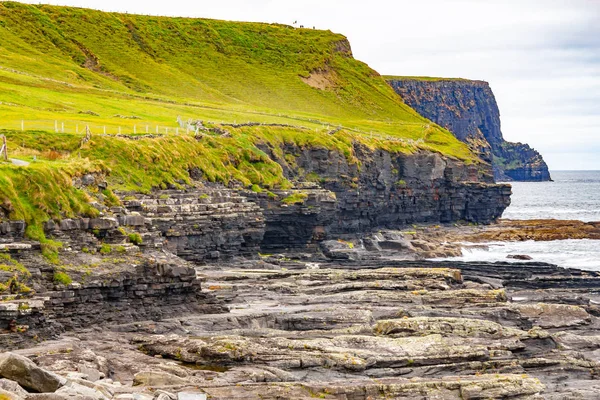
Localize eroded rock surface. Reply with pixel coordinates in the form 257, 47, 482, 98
0, 256, 596, 399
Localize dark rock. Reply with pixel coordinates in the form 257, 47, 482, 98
508, 254, 533, 260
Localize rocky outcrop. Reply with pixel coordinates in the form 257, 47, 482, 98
0, 247, 226, 349
264, 143, 511, 239
387, 78, 551, 182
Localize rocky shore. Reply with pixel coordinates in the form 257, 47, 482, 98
1, 253, 600, 399
0, 181, 594, 399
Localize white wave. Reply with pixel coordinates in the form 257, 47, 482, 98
432, 239, 600, 271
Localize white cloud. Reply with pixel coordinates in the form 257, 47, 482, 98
19, 0, 600, 170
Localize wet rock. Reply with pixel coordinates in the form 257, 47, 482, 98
507, 254, 533, 260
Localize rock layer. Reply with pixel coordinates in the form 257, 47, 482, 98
386, 78, 551, 182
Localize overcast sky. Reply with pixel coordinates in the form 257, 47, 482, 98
21, 0, 600, 170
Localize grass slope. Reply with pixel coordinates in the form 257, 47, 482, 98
0, 2, 481, 242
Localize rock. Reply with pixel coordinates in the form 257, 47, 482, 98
55, 381, 109, 400
507, 254, 533, 260
0, 353, 66, 393
515, 303, 591, 328
133, 371, 188, 387
374, 317, 528, 339
0, 388, 24, 400
0, 379, 28, 398
153, 390, 176, 400
78, 366, 101, 382
176, 393, 207, 400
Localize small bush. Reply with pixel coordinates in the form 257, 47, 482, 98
53, 271, 72, 285
100, 244, 112, 254
102, 189, 121, 207
40, 240, 62, 264
281, 192, 308, 205
128, 233, 143, 245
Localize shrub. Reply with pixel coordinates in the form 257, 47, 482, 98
281, 192, 308, 205
128, 233, 143, 245
100, 244, 112, 254
53, 271, 72, 285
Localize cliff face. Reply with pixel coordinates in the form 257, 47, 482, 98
386, 79, 551, 182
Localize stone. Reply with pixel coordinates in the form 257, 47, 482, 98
133, 371, 188, 387
176, 393, 207, 400
78, 367, 101, 382
55, 381, 109, 400
0, 353, 66, 393
0, 379, 28, 398
0, 388, 24, 400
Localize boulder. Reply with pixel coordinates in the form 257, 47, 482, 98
0, 353, 65, 393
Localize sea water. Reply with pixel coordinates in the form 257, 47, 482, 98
503, 171, 600, 222
435, 171, 600, 270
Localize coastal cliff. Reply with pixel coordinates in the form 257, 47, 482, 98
386, 78, 551, 182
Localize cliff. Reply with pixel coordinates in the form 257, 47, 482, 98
0, 4, 512, 347
386, 78, 551, 182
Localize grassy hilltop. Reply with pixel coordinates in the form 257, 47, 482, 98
0, 2, 478, 242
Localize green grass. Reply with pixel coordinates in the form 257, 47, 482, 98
282, 192, 308, 205
0, 2, 473, 158
53, 271, 72, 285
0, 2, 483, 243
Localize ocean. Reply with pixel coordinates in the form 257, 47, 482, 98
437, 171, 600, 270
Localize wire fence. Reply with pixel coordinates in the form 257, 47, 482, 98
2, 119, 193, 136
1, 118, 430, 148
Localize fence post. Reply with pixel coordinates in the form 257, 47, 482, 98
146, 125, 149, 133
103, 126, 106, 134
1, 135, 8, 162
156, 126, 158, 134
176, 128, 179, 135
55, 120, 58, 133
21, 120, 24, 131
61, 122, 64, 133
134, 125, 137, 134
118, 127, 121, 134
76, 124, 79, 134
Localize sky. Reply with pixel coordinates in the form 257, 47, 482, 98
20, 0, 600, 170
